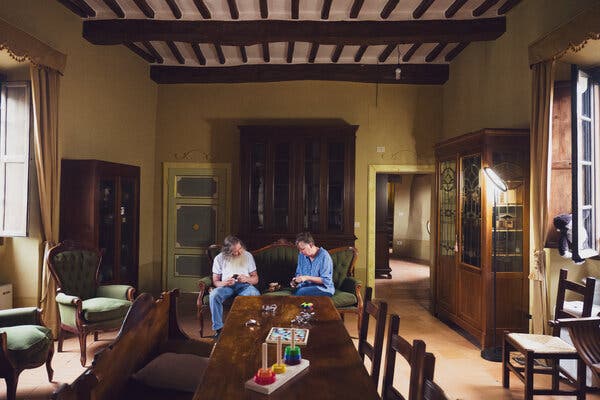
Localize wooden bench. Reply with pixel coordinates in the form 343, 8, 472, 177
53, 290, 213, 400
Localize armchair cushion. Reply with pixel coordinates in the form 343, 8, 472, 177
82, 297, 132, 323
0, 325, 52, 366
331, 290, 358, 308
132, 352, 209, 393
52, 249, 100, 300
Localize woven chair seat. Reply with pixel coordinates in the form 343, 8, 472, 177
507, 333, 576, 354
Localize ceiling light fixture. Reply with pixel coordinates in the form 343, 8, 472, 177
394, 44, 401, 80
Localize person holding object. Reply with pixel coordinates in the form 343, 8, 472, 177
290, 232, 334, 297
210, 235, 260, 339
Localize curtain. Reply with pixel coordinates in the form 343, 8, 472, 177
30, 64, 60, 336
529, 60, 554, 334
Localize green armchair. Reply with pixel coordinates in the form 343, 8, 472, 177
0, 307, 53, 400
48, 242, 135, 366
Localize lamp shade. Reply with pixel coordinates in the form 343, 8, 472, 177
483, 167, 508, 192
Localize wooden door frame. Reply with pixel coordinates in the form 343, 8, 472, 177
367, 164, 435, 296
161, 162, 232, 290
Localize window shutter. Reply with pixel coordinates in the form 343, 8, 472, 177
0, 81, 31, 237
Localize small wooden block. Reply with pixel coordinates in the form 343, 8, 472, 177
245, 359, 310, 394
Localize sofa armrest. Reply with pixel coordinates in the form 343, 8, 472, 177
97, 285, 135, 301
0, 307, 41, 327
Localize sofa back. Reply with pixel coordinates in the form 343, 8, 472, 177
252, 242, 298, 292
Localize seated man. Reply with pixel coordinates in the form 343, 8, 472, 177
290, 232, 334, 297
209, 235, 260, 339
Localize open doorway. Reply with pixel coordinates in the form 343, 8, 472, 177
374, 172, 433, 308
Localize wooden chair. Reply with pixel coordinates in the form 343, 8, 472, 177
423, 380, 449, 400
382, 313, 435, 400
502, 269, 596, 400
557, 316, 600, 382
358, 287, 387, 386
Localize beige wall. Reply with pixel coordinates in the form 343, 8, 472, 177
442, 0, 600, 317
0, 0, 158, 304
155, 82, 443, 287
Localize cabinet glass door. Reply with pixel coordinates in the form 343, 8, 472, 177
304, 141, 320, 232
439, 160, 457, 256
250, 142, 266, 231
98, 179, 116, 283
272, 142, 290, 231
327, 141, 345, 232
460, 154, 482, 267
119, 178, 136, 285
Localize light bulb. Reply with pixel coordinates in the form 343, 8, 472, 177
395, 67, 401, 80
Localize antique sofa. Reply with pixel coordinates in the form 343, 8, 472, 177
196, 240, 363, 337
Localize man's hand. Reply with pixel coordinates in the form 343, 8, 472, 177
224, 277, 236, 286
237, 274, 250, 283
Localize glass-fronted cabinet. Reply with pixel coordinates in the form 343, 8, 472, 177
240, 126, 356, 249
60, 159, 140, 287
434, 129, 529, 353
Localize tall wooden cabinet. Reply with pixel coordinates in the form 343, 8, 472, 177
434, 129, 529, 352
239, 125, 356, 249
60, 159, 140, 287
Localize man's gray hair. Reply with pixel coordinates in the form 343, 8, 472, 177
221, 235, 244, 257
295, 232, 315, 246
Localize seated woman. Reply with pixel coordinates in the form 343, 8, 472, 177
290, 232, 334, 297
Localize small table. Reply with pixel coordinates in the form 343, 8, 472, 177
194, 296, 379, 400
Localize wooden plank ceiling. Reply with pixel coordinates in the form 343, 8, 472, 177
57, 0, 521, 84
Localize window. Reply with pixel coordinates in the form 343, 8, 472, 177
571, 65, 600, 259
0, 81, 31, 237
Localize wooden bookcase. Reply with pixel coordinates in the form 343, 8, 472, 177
59, 159, 140, 287
434, 129, 530, 351
239, 125, 357, 249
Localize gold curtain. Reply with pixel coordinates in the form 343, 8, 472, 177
30, 64, 61, 336
529, 60, 554, 334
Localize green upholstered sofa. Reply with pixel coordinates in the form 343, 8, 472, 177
196, 240, 363, 337
0, 307, 53, 400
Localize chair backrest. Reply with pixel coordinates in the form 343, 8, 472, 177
423, 380, 449, 400
553, 268, 596, 335
382, 314, 435, 400
557, 316, 600, 381
328, 246, 358, 288
48, 242, 102, 300
358, 286, 388, 386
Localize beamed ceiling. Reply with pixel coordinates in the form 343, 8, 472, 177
57, 0, 521, 84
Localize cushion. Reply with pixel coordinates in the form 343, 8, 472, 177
82, 297, 132, 323
262, 289, 293, 296
331, 290, 357, 308
0, 325, 52, 366
133, 352, 210, 393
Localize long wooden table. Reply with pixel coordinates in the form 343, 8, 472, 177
194, 296, 380, 399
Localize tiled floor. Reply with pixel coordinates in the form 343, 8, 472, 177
1, 260, 598, 399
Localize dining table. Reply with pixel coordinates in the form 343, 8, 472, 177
193, 295, 380, 399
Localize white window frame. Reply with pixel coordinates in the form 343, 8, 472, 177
571, 65, 600, 260
0, 81, 31, 237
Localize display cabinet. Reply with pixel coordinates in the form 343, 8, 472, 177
239, 125, 356, 249
59, 159, 140, 287
434, 129, 529, 352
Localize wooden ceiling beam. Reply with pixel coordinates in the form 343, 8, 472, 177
378, 44, 396, 63
57, 0, 96, 17
402, 43, 421, 62
262, 43, 270, 62
321, 0, 333, 19
413, 0, 435, 19
150, 64, 450, 85
331, 45, 344, 63
445, 42, 468, 61
191, 43, 206, 65
227, 0, 239, 19
349, 0, 364, 18
425, 42, 446, 62
445, 0, 468, 18
498, 0, 521, 14
286, 42, 295, 63
133, 0, 154, 18
214, 43, 226, 64
473, 0, 500, 17
142, 41, 163, 63
240, 46, 247, 63
167, 41, 184, 64
309, 43, 319, 63
124, 42, 155, 63
102, 0, 125, 18
291, 0, 299, 19
193, 0, 211, 19
260, 0, 268, 18
380, 0, 399, 19
84, 18, 506, 46
165, 0, 182, 19
354, 45, 367, 62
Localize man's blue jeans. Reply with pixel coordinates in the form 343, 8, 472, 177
209, 283, 260, 331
